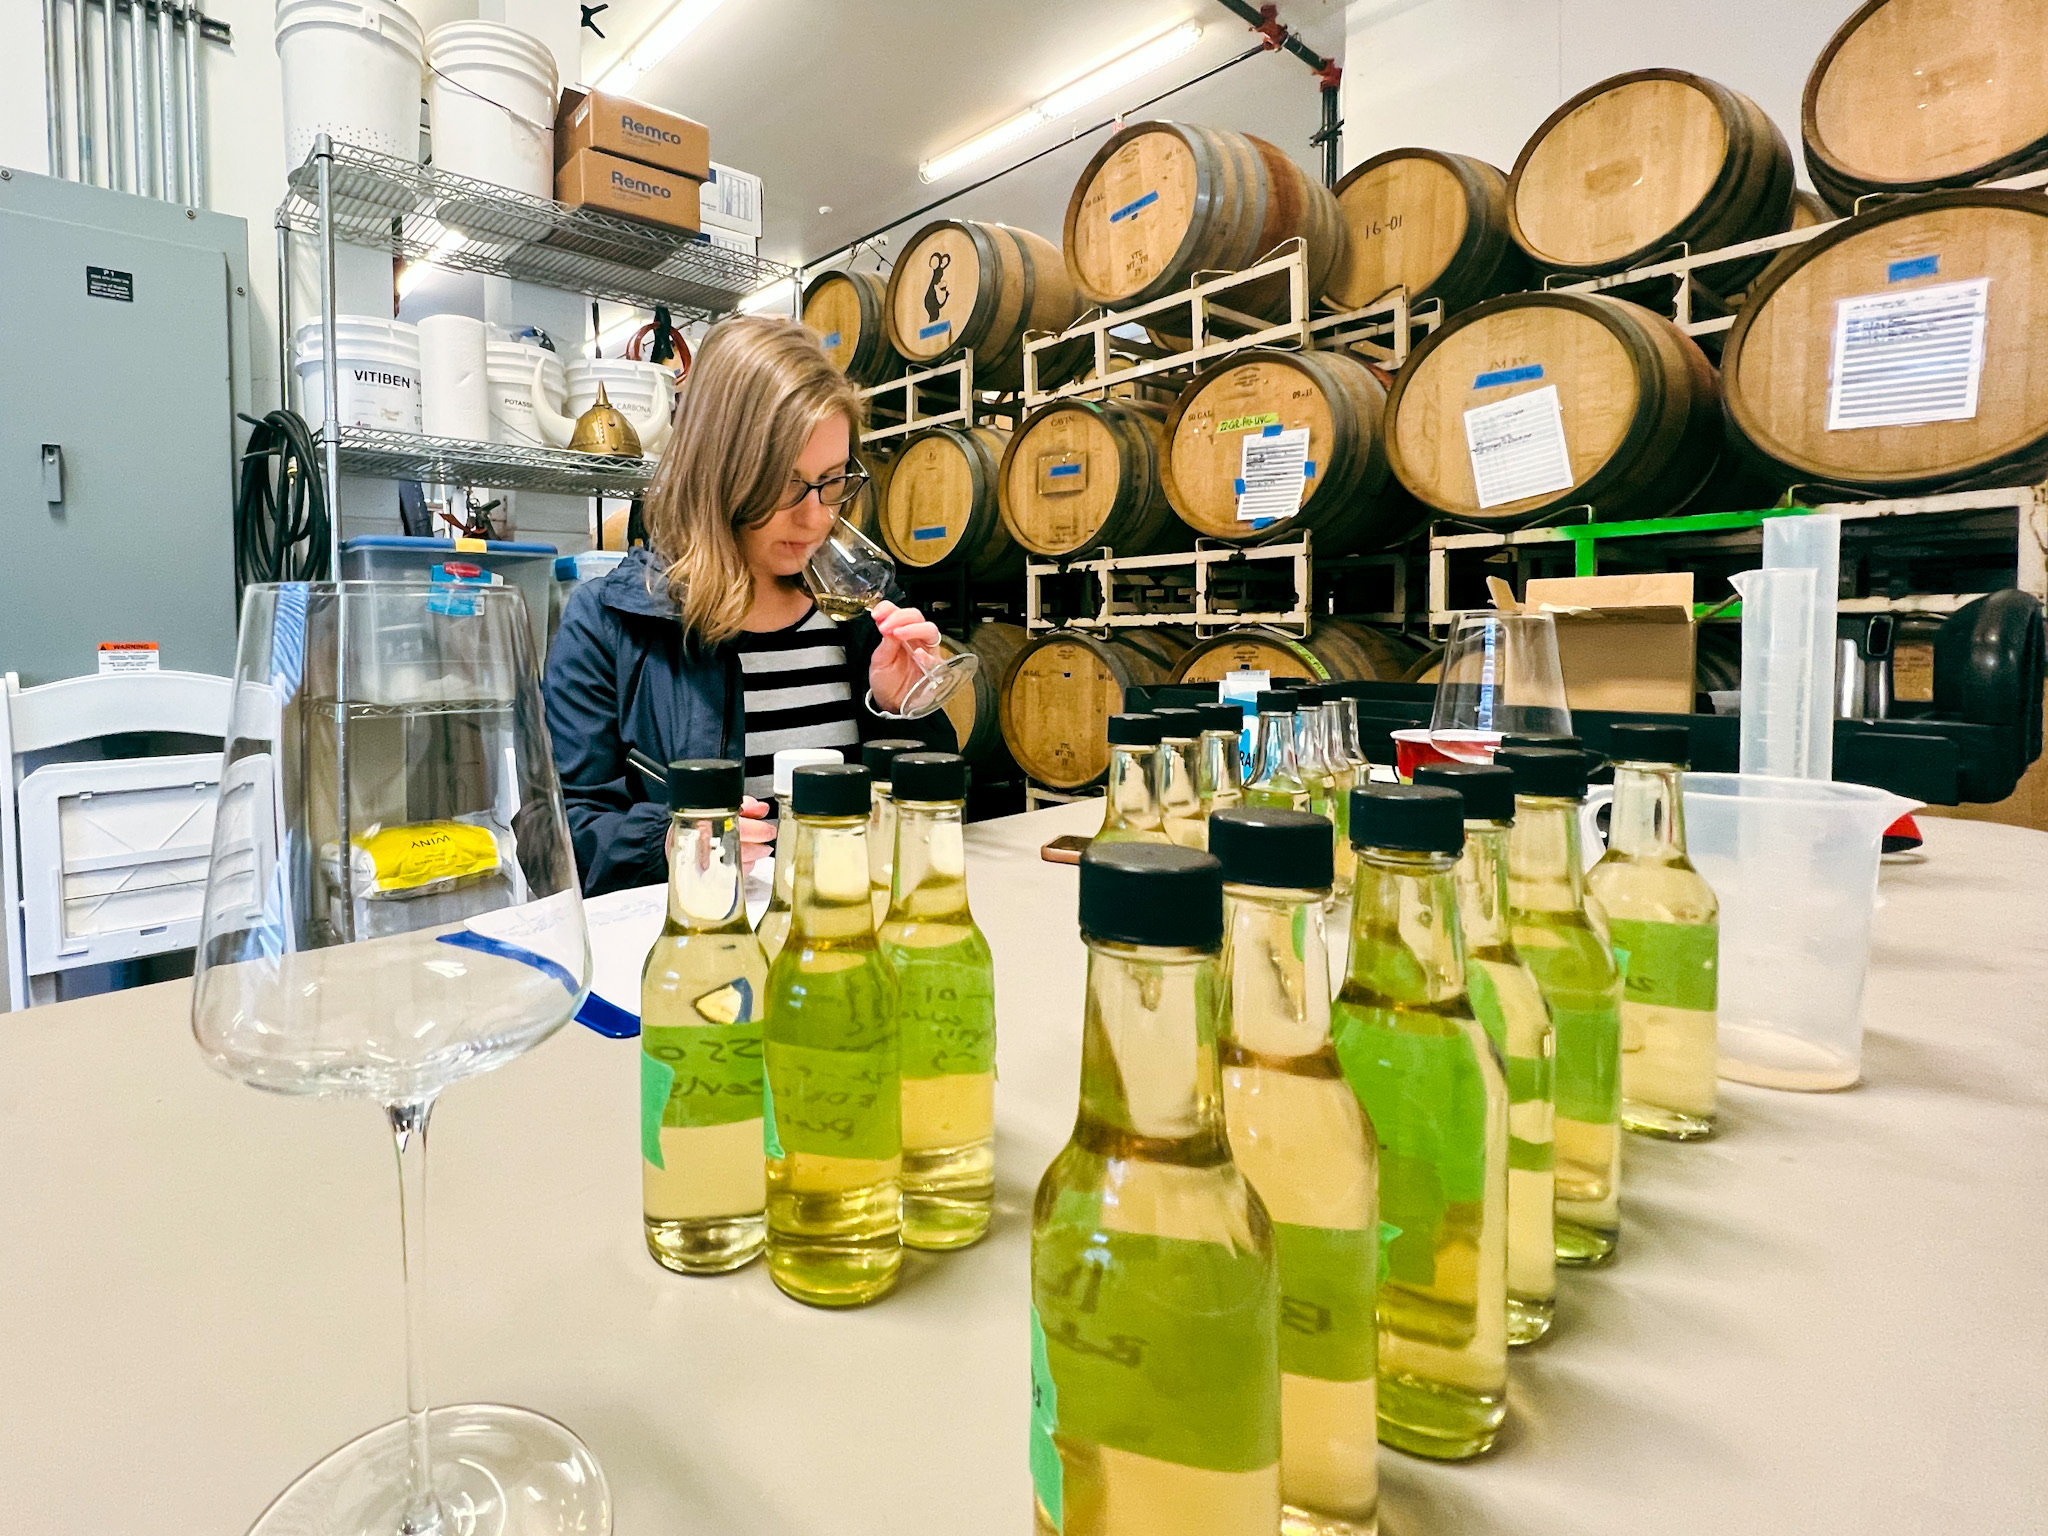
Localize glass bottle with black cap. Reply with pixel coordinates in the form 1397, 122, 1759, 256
1212, 808, 1380, 1536
1497, 746, 1624, 1267
862, 737, 925, 926
1310, 687, 1359, 892
642, 758, 770, 1275
1245, 690, 1310, 812
1331, 784, 1508, 1460
1414, 761, 1556, 1344
1195, 701, 1248, 831
881, 752, 997, 1250
1586, 723, 1719, 1141
1030, 843, 1280, 1536
1154, 707, 1208, 850
1098, 713, 1172, 845
763, 763, 902, 1306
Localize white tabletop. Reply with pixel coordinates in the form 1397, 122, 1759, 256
2, 804, 2044, 1535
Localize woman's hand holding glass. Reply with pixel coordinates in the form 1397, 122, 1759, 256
868, 599, 944, 714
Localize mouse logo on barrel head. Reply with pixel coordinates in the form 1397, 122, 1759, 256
923, 251, 951, 323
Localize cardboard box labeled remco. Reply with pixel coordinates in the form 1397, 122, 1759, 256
1521, 571, 1698, 714
555, 147, 702, 234
556, 88, 709, 182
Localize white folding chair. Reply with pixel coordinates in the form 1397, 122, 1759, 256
0, 670, 232, 1010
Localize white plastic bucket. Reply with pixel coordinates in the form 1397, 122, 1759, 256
295, 317, 423, 433
426, 21, 558, 198
275, 0, 425, 169
488, 340, 567, 448
566, 357, 670, 423
419, 314, 492, 440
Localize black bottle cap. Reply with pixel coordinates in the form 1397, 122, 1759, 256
861, 737, 924, 781
1496, 746, 1590, 799
1607, 722, 1690, 766
1294, 683, 1328, 706
1209, 807, 1334, 890
1502, 732, 1582, 752
1256, 689, 1300, 714
1196, 701, 1247, 734
1348, 784, 1466, 854
1106, 713, 1164, 747
1079, 842, 1223, 949
1154, 707, 1202, 739
790, 763, 871, 817
1413, 762, 1515, 823
666, 757, 743, 813
891, 751, 967, 802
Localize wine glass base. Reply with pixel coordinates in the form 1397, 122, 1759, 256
245, 1403, 609, 1536
895, 652, 979, 720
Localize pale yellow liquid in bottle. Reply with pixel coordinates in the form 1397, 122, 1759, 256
883, 803, 996, 1251
1588, 763, 1719, 1140
1161, 737, 1208, 850
1220, 885, 1379, 1535
756, 831, 795, 963
642, 809, 769, 1273
1033, 939, 1280, 1536
1097, 744, 1172, 846
1245, 713, 1310, 813
764, 815, 902, 1306
868, 783, 897, 929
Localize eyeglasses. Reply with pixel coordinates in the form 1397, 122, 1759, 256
776, 467, 870, 511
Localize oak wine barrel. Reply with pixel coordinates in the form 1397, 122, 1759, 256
878, 424, 1020, 580
802, 270, 904, 387
1726, 190, 1833, 308
1803, 0, 2048, 213
1170, 620, 1423, 687
883, 220, 1087, 393
1161, 348, 1420, 552
999, 627, 1192, 789
1722, 189, 2048, 493
997, 397, 1182, 559
1327, 148, 1530, 317
1384, 291, 1723, 524
1508, 69, 1794, 292
936, 621, 1029, 766
847, 443, 892, 543
1063, 121, 1346, 329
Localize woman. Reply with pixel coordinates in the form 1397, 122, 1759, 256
545, 315, 953, 898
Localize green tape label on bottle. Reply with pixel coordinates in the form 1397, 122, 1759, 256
1033, 1198, 1279, 1474
766, 1041, 900, 1160
1272, 1222, 1376, 1382
1606, 918, 1717, 1013
1549, 996, 1621, 1123
639, 1051, 675, 1169
888, 947, 997, 1079
1029, 1306, 1063, 1530
642, 1021, 764, 1132
762, 1071, 785, 1160
1466, 959, 1507, 1056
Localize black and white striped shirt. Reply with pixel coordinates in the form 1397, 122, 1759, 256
731, 605, 861, 801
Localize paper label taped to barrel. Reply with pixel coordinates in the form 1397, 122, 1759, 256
1825, 278, 1988, 432
1236, 427, 1311, 522
1463, 385, 1575, 509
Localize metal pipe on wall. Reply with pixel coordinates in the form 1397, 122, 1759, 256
126, 0, 147, 196
156, 0, 176, 202
94, 0, 114, 187
44, 0, 65, 179
182, 5, 202, 209
68, 0, 88, 183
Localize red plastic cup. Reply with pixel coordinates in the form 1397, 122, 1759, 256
1392, 728, 1502, 780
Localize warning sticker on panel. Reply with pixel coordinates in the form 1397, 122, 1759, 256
1826, 278, 1989, 431
97, 641, 159, 674
1463, 385, 1575, 510
1235, 426, 1311, 522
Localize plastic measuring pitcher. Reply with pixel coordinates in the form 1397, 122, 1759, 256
1584, 772, 1917, 1091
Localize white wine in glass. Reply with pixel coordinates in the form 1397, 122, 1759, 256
192, 581, 605, 1536
802, 515, 978, 719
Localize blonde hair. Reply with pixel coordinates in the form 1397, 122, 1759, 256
644, 315, 863, 647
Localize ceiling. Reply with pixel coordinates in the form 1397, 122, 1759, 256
576, 0, 1350, 271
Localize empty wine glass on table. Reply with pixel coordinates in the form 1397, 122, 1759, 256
802, 513, 978, 719
1428, 611, 1573, 763
192, 582, 604, 1536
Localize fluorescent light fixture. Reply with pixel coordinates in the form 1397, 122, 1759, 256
597, 0, 728, 94
737, 277, 795, 314
918, 20, 1204, 183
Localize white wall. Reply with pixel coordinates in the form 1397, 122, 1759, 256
1340, 0, 1850, 181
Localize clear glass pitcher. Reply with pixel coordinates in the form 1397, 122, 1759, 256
1582, 772, 1917, 1091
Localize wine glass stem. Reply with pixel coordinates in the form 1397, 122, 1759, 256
389, 1097, 445, 1536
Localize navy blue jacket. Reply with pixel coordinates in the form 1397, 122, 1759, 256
543, 547, 953, 896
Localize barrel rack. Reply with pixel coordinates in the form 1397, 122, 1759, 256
855, 353, 1024, 444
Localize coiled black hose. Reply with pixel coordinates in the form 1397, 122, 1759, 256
235, 409, 330, 592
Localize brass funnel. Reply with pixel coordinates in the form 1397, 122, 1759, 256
568, 383, 643, 456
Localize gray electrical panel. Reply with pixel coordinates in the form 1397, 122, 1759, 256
0, 168, 251, 686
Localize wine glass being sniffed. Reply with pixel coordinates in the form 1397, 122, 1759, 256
802, 513, 978, 719
191, 581, 606, 1536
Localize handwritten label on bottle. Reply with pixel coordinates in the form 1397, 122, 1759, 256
1271, 1222, 1377, 1382
765, 1041, 901, 1161
888, 950, 997, 1078
643, 1021, 765, 1133
1606, 918, 1717, 1013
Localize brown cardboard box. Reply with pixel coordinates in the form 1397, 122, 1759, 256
556, 88, 710, 182
554, 147, 702, 234
1521, 572, 1698, 714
